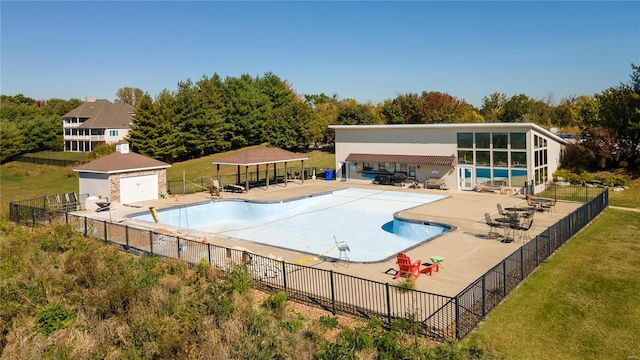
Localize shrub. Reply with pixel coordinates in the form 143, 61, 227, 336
396, 278, 416, 293
37, 301, 74, 336
595, 173, 630, 186
553, 169, 591, 184
318, 316, 338, 330
227, 265, 253, 294
262, 291, 287, 313
64, 166, 77, 178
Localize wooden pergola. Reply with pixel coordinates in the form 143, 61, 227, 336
212, 148, 309, 193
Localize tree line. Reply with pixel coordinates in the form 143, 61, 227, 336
0, 96, 82, 162
2, 65, 638, 170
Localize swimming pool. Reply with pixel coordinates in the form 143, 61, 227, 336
132, 188, 451, 262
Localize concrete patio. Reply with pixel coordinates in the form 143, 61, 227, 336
78, 179, 581, 298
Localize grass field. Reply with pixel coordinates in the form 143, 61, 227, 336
608, 177, 640, 208
463, 208, 640, 359
21, 150, 88, 161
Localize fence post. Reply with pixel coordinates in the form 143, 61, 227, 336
149, 231, 154, 255
482, 276, 486, 318
535, 236, 539, 266
330, 270, 336, 315
65, 211, 68, 225
177, 238, 181, 259
281, 261, 288, 292
385, 283, 392, 327
84, 217, 88, 237
103, 221, 108, 242
207, 243, 212, 264
520, 247, 524, 280
455, 296, 460, 339
502, 261, 507, 297
125, 225, 130, 248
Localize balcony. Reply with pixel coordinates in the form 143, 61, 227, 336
63, 135, 106, 141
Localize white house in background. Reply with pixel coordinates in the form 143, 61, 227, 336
73, 142, 170, 204
63, 97, 133, 152
329, 123, 567, 194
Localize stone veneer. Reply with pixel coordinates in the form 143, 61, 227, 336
108, 169, 167, 203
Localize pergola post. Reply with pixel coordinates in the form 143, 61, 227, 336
237, 165, 240, 184
245, 166, 249, 193
273, 162, 277, 184
265, 164, 270, 190
284, 162, 288, 187
216, 164, 220, 183
301, 160, 305, 184
255, 165, 259, 183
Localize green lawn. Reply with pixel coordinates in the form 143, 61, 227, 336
0, 162, 78, 213
463, 209, 640, 359
22, 150, 88, 161
608, 177, 640, 208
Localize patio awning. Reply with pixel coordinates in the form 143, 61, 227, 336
344, 153, 456, 166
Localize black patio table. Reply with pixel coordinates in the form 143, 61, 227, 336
495, 217, 520, 242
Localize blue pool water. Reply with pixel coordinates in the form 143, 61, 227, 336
132, 188, 450, 262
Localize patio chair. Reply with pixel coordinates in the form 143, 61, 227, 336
335, 240, 350, 261
484, 213, 503, 239
521, 206, 536, 219
394, 252, 422, 281
513, 218, 534, 243
526, 195, 541, 211
497, 203, 509, 217
541, 198, 556, 213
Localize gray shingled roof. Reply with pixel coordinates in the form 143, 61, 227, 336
213, 147, 308, 166
63, 99, 134, 129
73, 152, 170, 174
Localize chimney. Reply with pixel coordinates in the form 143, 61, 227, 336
116, 141, 129, 154
85, 96, 95, 102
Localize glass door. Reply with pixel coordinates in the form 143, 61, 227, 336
459, 166, 474, 191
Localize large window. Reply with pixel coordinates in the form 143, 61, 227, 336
493, 151, 508, 167
476, 133, 490, 149
363, 162, 373, 171
457, 133, 473, 148
476, 151, 490, 166
458, 150, 473, 164
456, 131, 533, 186
511, 152, 527, 167
493, 133, 508, 149
510, 133, 526, 149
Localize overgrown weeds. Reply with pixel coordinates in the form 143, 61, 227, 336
1, 221, 495, 359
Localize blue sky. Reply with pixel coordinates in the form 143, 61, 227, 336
1, 1, 638, 108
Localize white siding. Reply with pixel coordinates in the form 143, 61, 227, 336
78, 173, 110, 199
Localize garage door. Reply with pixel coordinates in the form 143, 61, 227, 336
120, 174, 158, 204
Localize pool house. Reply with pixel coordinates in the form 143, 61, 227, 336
330, 123, 567, 194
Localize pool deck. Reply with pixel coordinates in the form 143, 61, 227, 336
78, 179, 581, 298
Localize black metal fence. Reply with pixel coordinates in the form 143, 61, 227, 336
449, 188, 608, 338
14, 155, 88, 167
40, 211, 454, 340
167, 167, 332, 195
7, 187, 608, 340
9, 192, 87, 226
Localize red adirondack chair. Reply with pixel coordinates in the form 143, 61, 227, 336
394, 252, 422, 281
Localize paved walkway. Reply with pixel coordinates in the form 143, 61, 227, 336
609, 205, 640, 213
78, 179, 581, 297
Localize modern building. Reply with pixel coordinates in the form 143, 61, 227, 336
330, 123, 567, 194
63, 97, 133, 152
73, 142, 170, 204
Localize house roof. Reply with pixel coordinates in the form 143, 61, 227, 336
63, 99, 134, 129
345, 153, 457, 166
213, 147, 308, 166
73, 152, 170, 174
